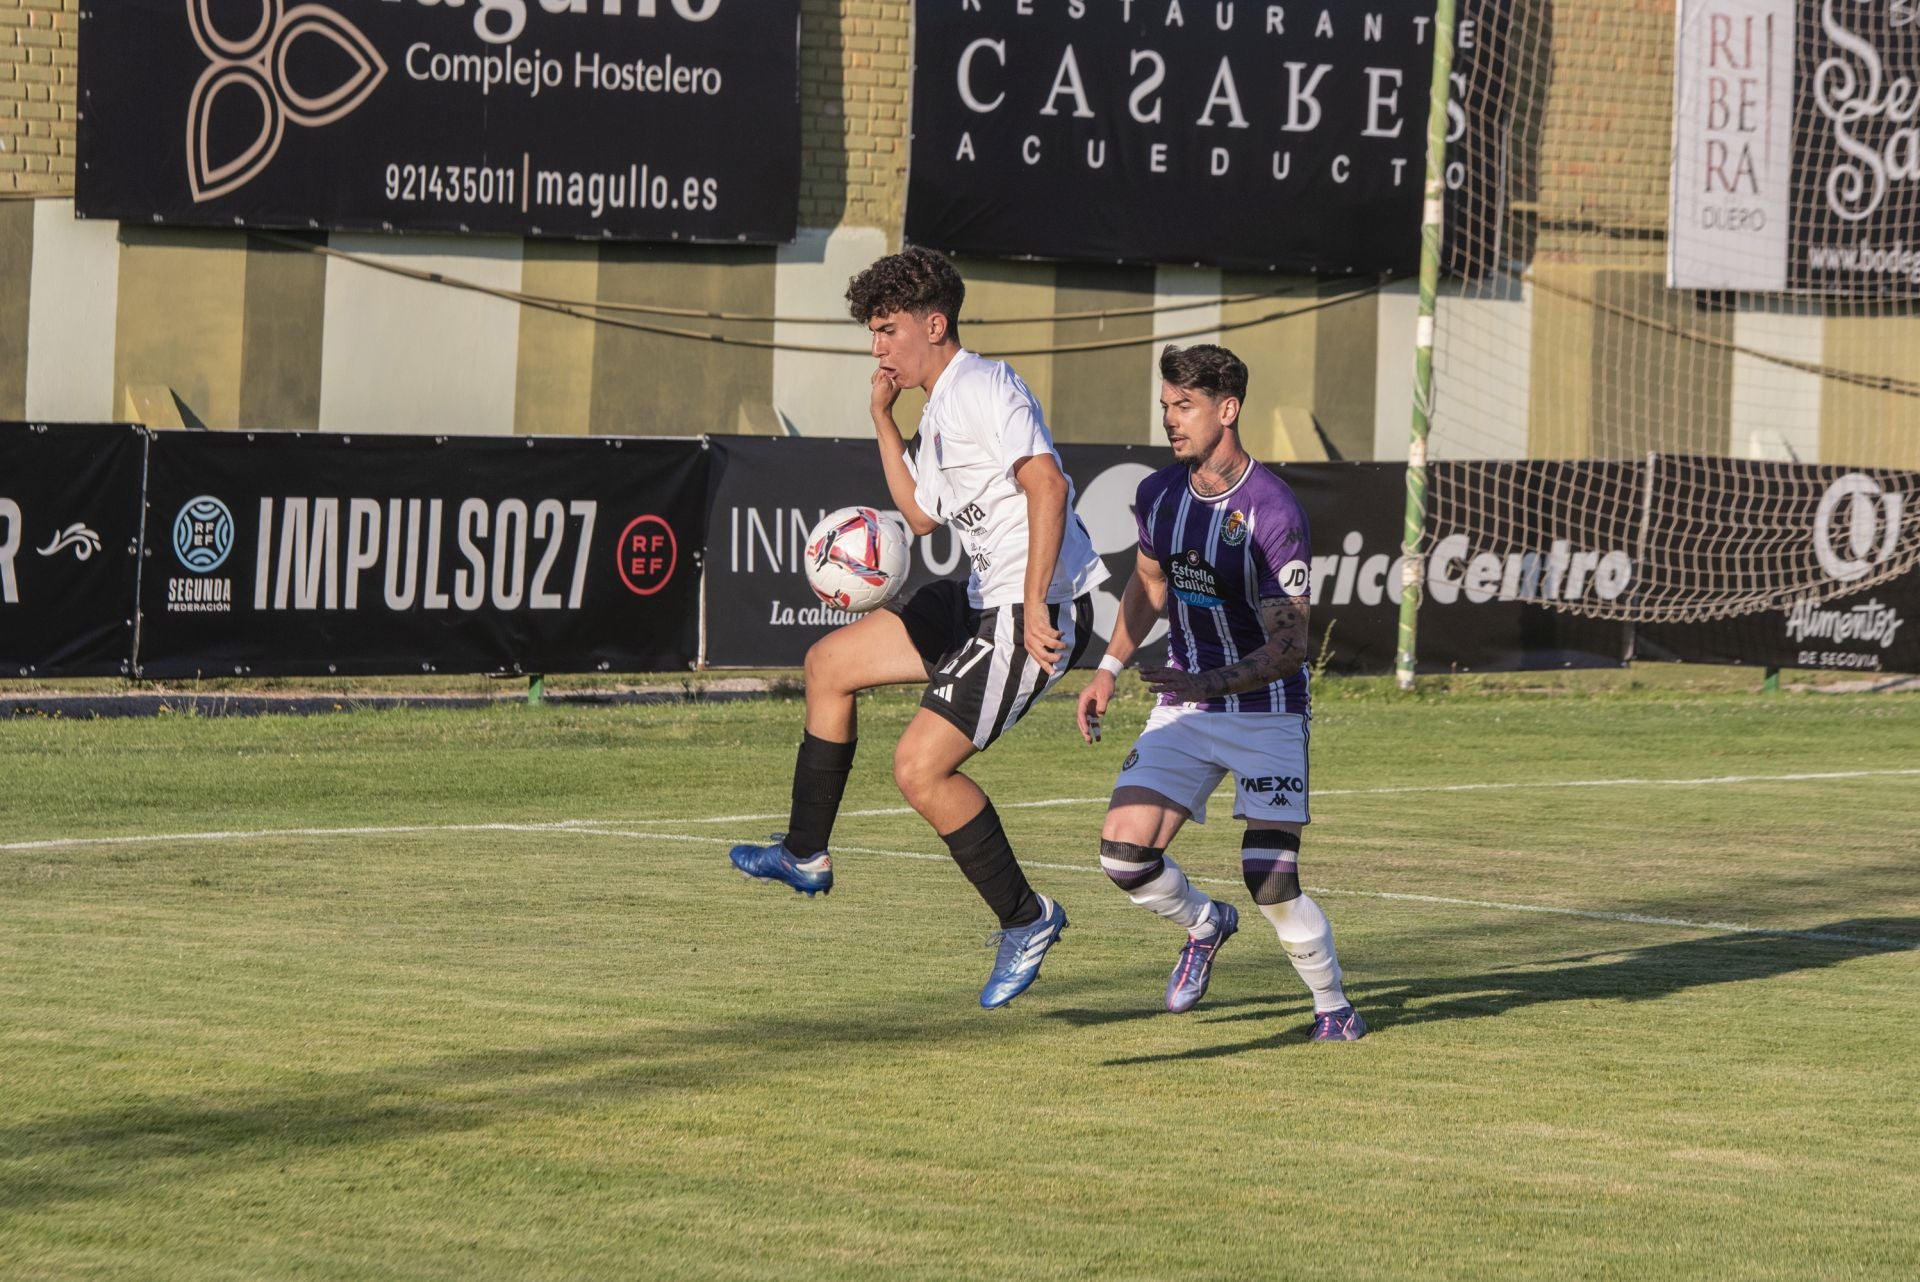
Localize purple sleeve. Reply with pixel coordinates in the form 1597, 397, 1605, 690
1134, 473, 1160, 559
1254, 482, 1312, 598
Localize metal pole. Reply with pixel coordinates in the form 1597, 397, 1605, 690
1395, 0, 1461, 693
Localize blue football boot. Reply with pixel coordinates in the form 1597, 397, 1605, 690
729, 836, 833, 897
1165, 901, 1239, 1013
1309, 1005, 1368, 1042
979, 895, 1068, 1009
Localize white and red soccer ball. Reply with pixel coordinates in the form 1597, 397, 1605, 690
804, 505, 911, 613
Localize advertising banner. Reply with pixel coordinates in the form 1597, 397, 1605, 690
905, 0, 1509, 272
1788, 0, 1920, 294
704, 440, 1627, 675
1668, 0, 1795, 290
136, 432, 707, 677
76, 0, 799, 243
0, 424, 145, 677
1636, 578, 1920, 673
1670, 0, 1920, 294
1278, 461, 1632, 674
705, 439, 1173, 669
1637, 464, 1920, 673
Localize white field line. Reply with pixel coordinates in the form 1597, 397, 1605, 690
0, 819, 601, 853
5, 765, 1914, 852
3, 766, 1916, 951
553, 766, 1920, 829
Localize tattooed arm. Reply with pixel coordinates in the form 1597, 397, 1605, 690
1140, 593, 1310, 703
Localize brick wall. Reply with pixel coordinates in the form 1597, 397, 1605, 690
0, 0, 78, 193
801, 0, 910, 236
1534, 0, 1674, 267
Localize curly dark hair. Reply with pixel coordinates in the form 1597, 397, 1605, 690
1160, 344, 1249, 414
846, 247, 966, 338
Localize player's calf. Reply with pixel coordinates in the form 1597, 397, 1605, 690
1243, 830, 1365, 1039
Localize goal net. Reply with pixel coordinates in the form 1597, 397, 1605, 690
1423, 0, 1920, 623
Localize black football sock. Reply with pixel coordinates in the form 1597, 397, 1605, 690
783, 733, 856, 860
941, 802, 1041, 928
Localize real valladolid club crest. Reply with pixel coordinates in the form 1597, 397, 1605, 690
185, 0, 387, 201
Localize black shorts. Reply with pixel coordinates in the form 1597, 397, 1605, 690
886, 579, 1095, 750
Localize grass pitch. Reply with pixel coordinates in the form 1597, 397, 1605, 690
2, 678, 1917, 1280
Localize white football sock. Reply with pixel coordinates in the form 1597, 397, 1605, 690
1258, 893, 1349, 1012
1124, 859, 1215, 935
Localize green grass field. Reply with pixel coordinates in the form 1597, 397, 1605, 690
3, 678, 1917, 1280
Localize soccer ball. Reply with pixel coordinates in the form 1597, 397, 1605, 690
804, 505, 911, 613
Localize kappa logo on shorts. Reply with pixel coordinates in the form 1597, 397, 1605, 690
1121, 748, 1140, 770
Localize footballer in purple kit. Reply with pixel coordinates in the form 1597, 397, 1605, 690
1075, 343, 1366, 1042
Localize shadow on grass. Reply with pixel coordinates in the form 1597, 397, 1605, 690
1094, 918, 1919, 1066
0, 1009, 943, 1213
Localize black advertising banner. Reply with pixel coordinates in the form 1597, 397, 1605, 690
1636, 462, 1920, 674
0, 424, 145, 677
1789, 0, 1920, 295
1417, 460, 1637, 671
704, 441, 1625, 675
704, 437, 989, 668
905, 0, 1508, 272
137, 432, 707, 677
704, 439, 1173, 669
76, 0, 798, 242
1636, 575, 1920, 674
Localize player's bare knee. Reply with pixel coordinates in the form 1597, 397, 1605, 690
1241, 829, 1302, 904
1099, 838, 1165, 891
802, 637, 838, 688
890, 745, 940, 811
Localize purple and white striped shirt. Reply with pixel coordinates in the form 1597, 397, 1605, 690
1136, 460, 1312, 716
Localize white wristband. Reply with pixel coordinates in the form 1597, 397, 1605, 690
1097, 655, 1126, 677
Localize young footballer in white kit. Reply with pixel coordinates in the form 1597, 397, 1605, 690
730, 247, 1108, 1009
1076, 343, 1365, 1041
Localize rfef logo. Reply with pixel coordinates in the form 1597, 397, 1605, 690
173, 496, 234, 572
617, 515, 677, 595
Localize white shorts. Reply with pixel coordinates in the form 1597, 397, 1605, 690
1112, 705, 1311, 825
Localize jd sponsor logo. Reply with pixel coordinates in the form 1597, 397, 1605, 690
617, 514, 677, 596
183, 0, 388, 203
1813, 473, 1905, 584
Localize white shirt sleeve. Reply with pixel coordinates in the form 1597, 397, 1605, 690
987, 371, 1051, 476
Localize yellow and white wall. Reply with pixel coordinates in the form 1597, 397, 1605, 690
4, 0, 1916, 466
